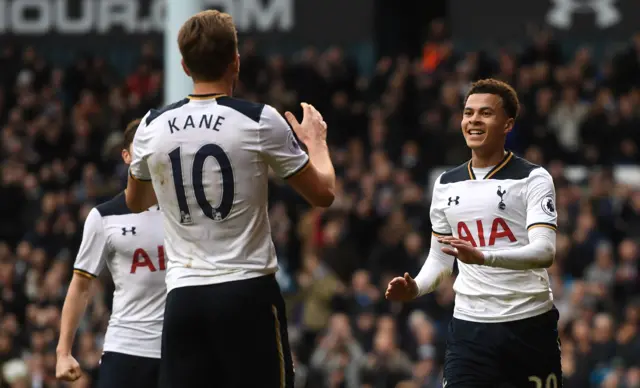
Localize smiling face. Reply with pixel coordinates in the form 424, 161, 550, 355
461, 93, 514, 152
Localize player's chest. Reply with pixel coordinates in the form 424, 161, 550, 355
105, 211, 166, 276
442, 181, 527, 243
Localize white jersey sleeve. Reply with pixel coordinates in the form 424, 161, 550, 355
430, 174, 453, 237
483, 227, 556, 270
415, 174, 456, 296
525, 168, 557, 231
415, 235, 455, 296
129, 112, 152, 181
73, 208, 110, 278
483, 167, 558, 270
259, 105, 310, 179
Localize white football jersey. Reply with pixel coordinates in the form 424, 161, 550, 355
73, 193, 165, 359
431, 151, 557, 322
129, 94, 309, 292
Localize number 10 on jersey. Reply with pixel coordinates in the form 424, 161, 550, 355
168, 144, 235, 225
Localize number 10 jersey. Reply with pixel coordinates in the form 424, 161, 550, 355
129, 95, 309, 292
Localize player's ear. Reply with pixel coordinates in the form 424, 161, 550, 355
504, 117, 515, 134
122, 148, 132, 165
181, 59, 191, 77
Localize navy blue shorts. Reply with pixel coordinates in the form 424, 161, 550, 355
159, 274, 294, 388
97, 352, 160, 388
443, 308, 562, 388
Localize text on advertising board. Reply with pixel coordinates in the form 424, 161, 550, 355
0, 0, 293, 34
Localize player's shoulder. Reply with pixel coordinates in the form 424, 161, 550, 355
438, 162, 471, 185
95, 192, 132, 218
524, 161, 552, 180
438, 152, 546, 184
492, 153, 547, 181
145, 98, 191, 126
216, 96, 266, 123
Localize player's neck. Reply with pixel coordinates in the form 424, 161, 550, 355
191, 80, 233, 97
470, 148, 507, 168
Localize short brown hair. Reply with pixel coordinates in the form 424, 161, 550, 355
123, 118, 141, 149
177, 10, 238, 81
465, 79, 520, 119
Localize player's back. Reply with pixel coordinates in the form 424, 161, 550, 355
134, 94, 309, 292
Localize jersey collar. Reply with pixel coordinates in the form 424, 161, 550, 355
187, 93, 226, 100
467, 150, 514, 180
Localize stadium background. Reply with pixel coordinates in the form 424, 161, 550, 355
0, 0, 639, 387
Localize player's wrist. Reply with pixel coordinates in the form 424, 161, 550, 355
413, 281, 423, 298
306, 139, 328, 152
481, 251, 494, 266
56, 348, 71, 356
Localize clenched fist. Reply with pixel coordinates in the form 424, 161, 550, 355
56, 354, 82, 382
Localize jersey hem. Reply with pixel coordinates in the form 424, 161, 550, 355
73, 268, 97, 279
166, 268, 277, 293
452, 300, 553, 323
129, 167, 151, 182
527, 222, 557, 231
283, 157, 310, 179
102, 345, 161, 359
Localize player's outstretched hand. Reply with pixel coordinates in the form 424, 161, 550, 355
55, 354, 82, 382
284, 102, 327, 147
439, 236, 485, 265
385, 272, 419, 302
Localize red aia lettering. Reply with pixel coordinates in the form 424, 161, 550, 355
456, 218, 516, 247
130, 246, 166, 274
158, 246, 166, 271
458, 222, 476, 247
489, 218, 516, 246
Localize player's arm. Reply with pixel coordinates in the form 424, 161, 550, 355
126, 173, 157, 213
56, 208, 108, 381
286, 141, 335, 208
57, 274, 93, 356
414, 235, 456, 295
125, 116, 158, 212
415, 177, 456, 295
261, 103, 335, 207
386, 175, 455, 301
479, 227, 555, 270
481, 169, 557, 269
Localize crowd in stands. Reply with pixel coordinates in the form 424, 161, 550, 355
0, 23, 639, 387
